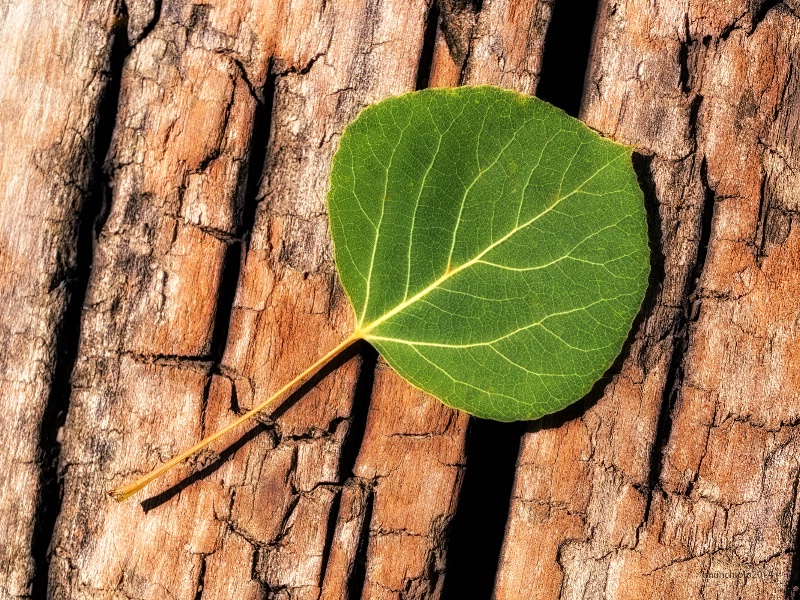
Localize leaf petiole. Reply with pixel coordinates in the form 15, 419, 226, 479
107, 331, 363, 502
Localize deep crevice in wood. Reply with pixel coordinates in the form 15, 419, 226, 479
631, 152, 677, 523
642, 330, 681, 523
348, 487, 374, 600
680, 158, 716, 498
415, 0, 441, 90
679, 16, 693, 94
338, 344, 377, 479
437, 0, 483, 84
318, 484, 343, 591
127, 0, 162, 47
29, 7, 132, 597
240, 61, 276, 253
754, 144, 795, 263
209, 58, 274, 392
193, 554, 207, 600
441, 419, 524, 600
632, 153, 668, 332
788, 467, 800, 598
317, 346, 375, 591
693, 156, 716, 295
210, 242, 243, 363
644, 155, 717, 522
755, 172, 772, 262
536, 0, 600, 116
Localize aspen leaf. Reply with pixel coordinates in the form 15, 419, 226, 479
329, 85, 649, 421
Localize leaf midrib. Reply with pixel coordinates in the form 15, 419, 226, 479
355, 150, 629, 340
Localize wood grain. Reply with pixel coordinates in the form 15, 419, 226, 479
494, 2, 800, 599
1, 0, 799, 598
0, 1, 119, 597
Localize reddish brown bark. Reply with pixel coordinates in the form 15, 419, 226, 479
1, 0, 798, 599
0, 1, 119, 596
496, 2, 800, 599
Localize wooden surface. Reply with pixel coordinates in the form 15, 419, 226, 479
496, 3, 800, 599
1, 0, 799, 598
0, 1, 119, 597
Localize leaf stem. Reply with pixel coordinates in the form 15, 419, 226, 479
107, 331, 362, 502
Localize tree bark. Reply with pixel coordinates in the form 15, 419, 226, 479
1, 0, 798, 599
48, 1, 469, 599
0, 1, 119, 597
496, 2, 800, 599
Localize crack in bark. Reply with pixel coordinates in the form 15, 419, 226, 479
753, 0, 787, 28
414, 0, 441, 90
192, 554, 207, 600
124, 0, 163, 47
440, 0, 483, 83
346, 484, 374, 600
642, 153, 717, 524
755, 135, 799, 261
442, 418, 524, 599
29, 5, 133, 597
125, 351, 215, 368
536, 0, 600, 117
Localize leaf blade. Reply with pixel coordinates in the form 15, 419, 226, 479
329, 86, 649, 421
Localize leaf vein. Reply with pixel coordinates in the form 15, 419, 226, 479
365, 295, 628, 348
359, 120, 413, 325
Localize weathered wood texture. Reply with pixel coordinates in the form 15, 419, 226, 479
1, 0, 799, 598
0, 1, 119, 597
47, 1, 471, 599
496, 2, 800, 599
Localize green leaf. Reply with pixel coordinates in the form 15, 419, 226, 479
329, 86, 649, 422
